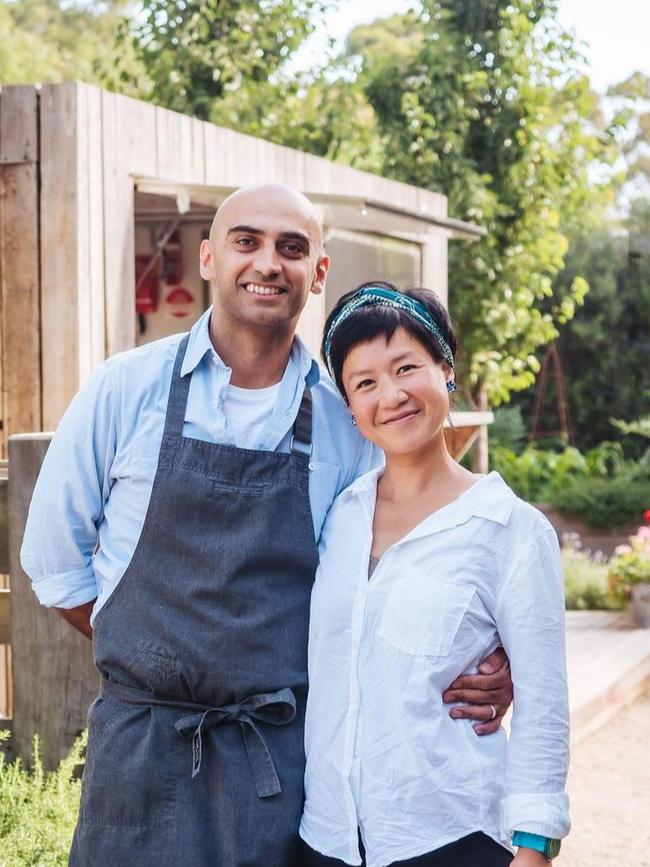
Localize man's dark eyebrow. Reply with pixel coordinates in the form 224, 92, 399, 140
277, 231, 310, 247
226, 226, 310, 248
227, 225, 264, 236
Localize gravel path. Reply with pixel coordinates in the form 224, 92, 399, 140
559, 690, 650, 866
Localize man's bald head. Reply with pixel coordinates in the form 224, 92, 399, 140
210, 183, 324, 253
199, 182, 331, 339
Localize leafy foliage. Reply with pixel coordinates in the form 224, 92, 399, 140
349, 0, 620, 406
514, 204, 650, 450
552, 477, 650, 529
210, 73, 384, 172
488, 406, 528, 452
0, 0, 143, 91
612, 416, 650, 440
490, 439, 650, 527
118, 0, 324, 121
0, 732, 84, 866
608, 525, 650, 604
561, 538, 621, 611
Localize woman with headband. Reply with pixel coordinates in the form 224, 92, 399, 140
298, 282, 570, 867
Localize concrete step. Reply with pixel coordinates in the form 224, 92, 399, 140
565, 610, 650, 744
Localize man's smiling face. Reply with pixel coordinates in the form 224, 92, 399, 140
200, 184, 330, 334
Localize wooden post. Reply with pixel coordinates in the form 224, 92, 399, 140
8, 433, 98, 768
0, 85, 42, 452
0, 461, 10, 715
472, 384, 490, 475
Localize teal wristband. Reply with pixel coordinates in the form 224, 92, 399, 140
512, 831, 561, 859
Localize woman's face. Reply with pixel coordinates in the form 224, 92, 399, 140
341, 327, 452, 458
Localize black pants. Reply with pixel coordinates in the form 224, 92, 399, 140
299, 832, 513, 867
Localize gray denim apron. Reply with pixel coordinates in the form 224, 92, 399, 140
69, 335, 318, 867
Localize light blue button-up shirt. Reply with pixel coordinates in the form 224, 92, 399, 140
21, 308, 379, 623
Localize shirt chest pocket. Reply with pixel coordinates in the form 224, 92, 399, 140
377, 569, 476, 657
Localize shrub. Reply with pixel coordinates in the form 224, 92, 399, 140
551, 477, 650, 529
490, 444, 590, 502
561, 536, 623, 610
0, 731, 83, 866
488, 407, 528, 454
608, 525, 650, 605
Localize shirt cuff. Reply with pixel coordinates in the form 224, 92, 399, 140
25, 566, 98, 609
501, 792, 571, 840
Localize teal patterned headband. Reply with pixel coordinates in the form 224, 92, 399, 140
324, 286, 455, 377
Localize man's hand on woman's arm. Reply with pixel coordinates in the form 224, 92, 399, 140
442, 646, 513, 735
55, 600, 95, 640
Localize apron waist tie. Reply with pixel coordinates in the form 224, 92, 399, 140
99, 679, 297, 799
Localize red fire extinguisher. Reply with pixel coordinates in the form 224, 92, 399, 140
163, 230, 183, 284
135, 254, 159, 315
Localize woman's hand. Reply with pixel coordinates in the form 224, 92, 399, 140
511, 848, 550, 866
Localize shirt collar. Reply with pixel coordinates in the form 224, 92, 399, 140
343, 470, 516, 531
180, 306, 321, 386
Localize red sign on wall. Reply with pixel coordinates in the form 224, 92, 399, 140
165, 286, 194, 318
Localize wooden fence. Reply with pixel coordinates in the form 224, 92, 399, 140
0, 434, 98, 768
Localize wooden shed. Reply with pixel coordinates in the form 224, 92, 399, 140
0, 83, 492, 749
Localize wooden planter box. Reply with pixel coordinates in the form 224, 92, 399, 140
535, 504, 638, 557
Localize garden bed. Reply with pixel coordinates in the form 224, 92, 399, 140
536, 504, 638, 556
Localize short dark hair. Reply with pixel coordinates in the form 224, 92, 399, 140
322, 280, 457, 400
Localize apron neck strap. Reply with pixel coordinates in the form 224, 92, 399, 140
163, 334, 313, 455
290, 387, 313, 457
162, 333, 192, 445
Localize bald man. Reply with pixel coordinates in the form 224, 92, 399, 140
21, 184, 512, 867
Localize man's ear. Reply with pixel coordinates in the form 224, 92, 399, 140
199, 239, 216, 281
310, 254, 331, 296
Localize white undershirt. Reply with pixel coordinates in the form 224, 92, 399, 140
223, 381, 282, 450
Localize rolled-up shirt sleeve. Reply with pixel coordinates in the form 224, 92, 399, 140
20, 361, 117, 609
494, 524, 571, 840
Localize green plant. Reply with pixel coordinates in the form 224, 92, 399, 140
488, 407, 528, 454
608, 525, 650, 605
561, 536, 622, 610
489, 444, 590, 501
611, 416, 650, 440
551, 477, 650, 529
0, 731, 84, 866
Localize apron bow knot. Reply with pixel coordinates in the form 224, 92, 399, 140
173, 687, 297, 798
100, 679, 296, 800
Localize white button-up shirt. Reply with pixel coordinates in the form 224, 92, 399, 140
300, 470, 570, 867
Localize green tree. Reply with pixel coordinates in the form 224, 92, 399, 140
119, 0, 324, 121
211, 73, 383, 172
347, 0, 621, 408
0, 0, 142, 89
516, 202, 650, 450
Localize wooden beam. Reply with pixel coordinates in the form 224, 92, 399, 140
76, 84, 106, 381
39, 84, 107, 428
103, 91, 157, 358
444, 425, 481, 463
8, 433, 98, 769
40, 84, 79, 430
0, 86, 42, 450
0, 462, 8, 574
0, 589, 9, 645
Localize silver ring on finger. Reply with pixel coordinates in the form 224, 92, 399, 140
489, 704, 497, 721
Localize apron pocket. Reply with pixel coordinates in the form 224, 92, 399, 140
78, 698, 182, 827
